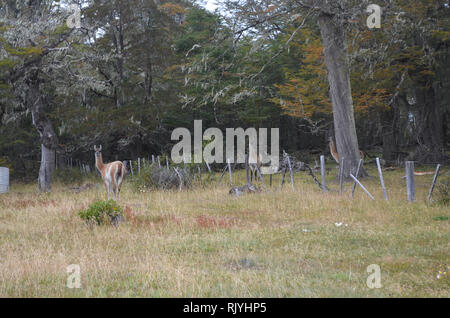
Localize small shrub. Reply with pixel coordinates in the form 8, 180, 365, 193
79, 200, 124, 225
433, 175, 449, 206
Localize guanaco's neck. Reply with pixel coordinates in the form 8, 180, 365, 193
329, 138, 339, 163
95, 153, 105, 172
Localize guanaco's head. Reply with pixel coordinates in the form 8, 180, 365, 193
93, 145, 102, 160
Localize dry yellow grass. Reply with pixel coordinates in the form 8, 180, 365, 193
0, 166, 448, 297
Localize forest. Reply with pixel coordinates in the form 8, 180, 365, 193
0, 0, 449, 299
0, 0, 448, 187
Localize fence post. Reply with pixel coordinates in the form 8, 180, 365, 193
350, 174, 375, 200
138, 158, 141, 175
217, 164, 228, 184
205, 161, 211, 174
129, 160, 134, 177
166, 157, 169, 170
157, 156, 161, 168
320, 155, 326, 193
227, 158, 232, 183
376, 157, 388, 201
427, 164, 441, 201
339, 157, 345, 194
245, 154, 250, 185
281, 167, 287, 187
152, 155, 155, 164
351, 159, 364, 198
254, 163, 266, 188
405, 161, 416, 202
286, 155, 294, 190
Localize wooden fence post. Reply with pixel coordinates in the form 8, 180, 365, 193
129, 160, 134, 177
339, 157, 345, 194
227, 158, 232, 183
286, 155, 294, 190
281, 167, 287, 187
376, 157, 388, 201
205, 161, 211, 174
138, 158, 141, 175
173, 167, 183, 191
320, 155, 326, 193
427, 164, 441, 201
157, 156, 161, 168
254, 163, 266, 188
245, 154, 250, 185
351, 159, 364, 198
405, 161, 416, 202
217, 164, 228, 184
152, 155, 155, 164
350, 174, 375, 200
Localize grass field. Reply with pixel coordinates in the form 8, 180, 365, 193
0, 165, 448, 297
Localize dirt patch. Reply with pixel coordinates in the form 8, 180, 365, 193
10, 199, 56, 209
125, 206, 182, 228
196, 215, 238, 229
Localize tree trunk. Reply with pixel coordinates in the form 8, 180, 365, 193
27, 71, 57, 192
318, 14, 366, 178
38, 143, 55, 191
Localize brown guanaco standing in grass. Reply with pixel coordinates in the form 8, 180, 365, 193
94, 145, 126, 201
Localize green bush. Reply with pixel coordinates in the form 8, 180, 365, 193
78, 200, 124, 225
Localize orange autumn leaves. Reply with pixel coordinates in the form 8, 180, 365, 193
272, 29, 392, 119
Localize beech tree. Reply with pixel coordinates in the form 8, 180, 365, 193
0, 0, 75, 191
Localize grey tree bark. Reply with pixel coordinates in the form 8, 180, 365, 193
318, 14, 366, 178
27, 71, 57, 192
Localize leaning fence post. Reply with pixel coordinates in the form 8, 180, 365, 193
254, 163, 266, 188
350, 174, 375, 200
339, 157, 345, 194
286, 155, 294, 190
405, 161, 416, 202
205, 161, 211, 173
320, 155, 326, 193
376, 157, 388, 201
351, 159, 364, 198
427, 164, 441, 201
227, 158, 232, 183
217, 164, 228, 184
